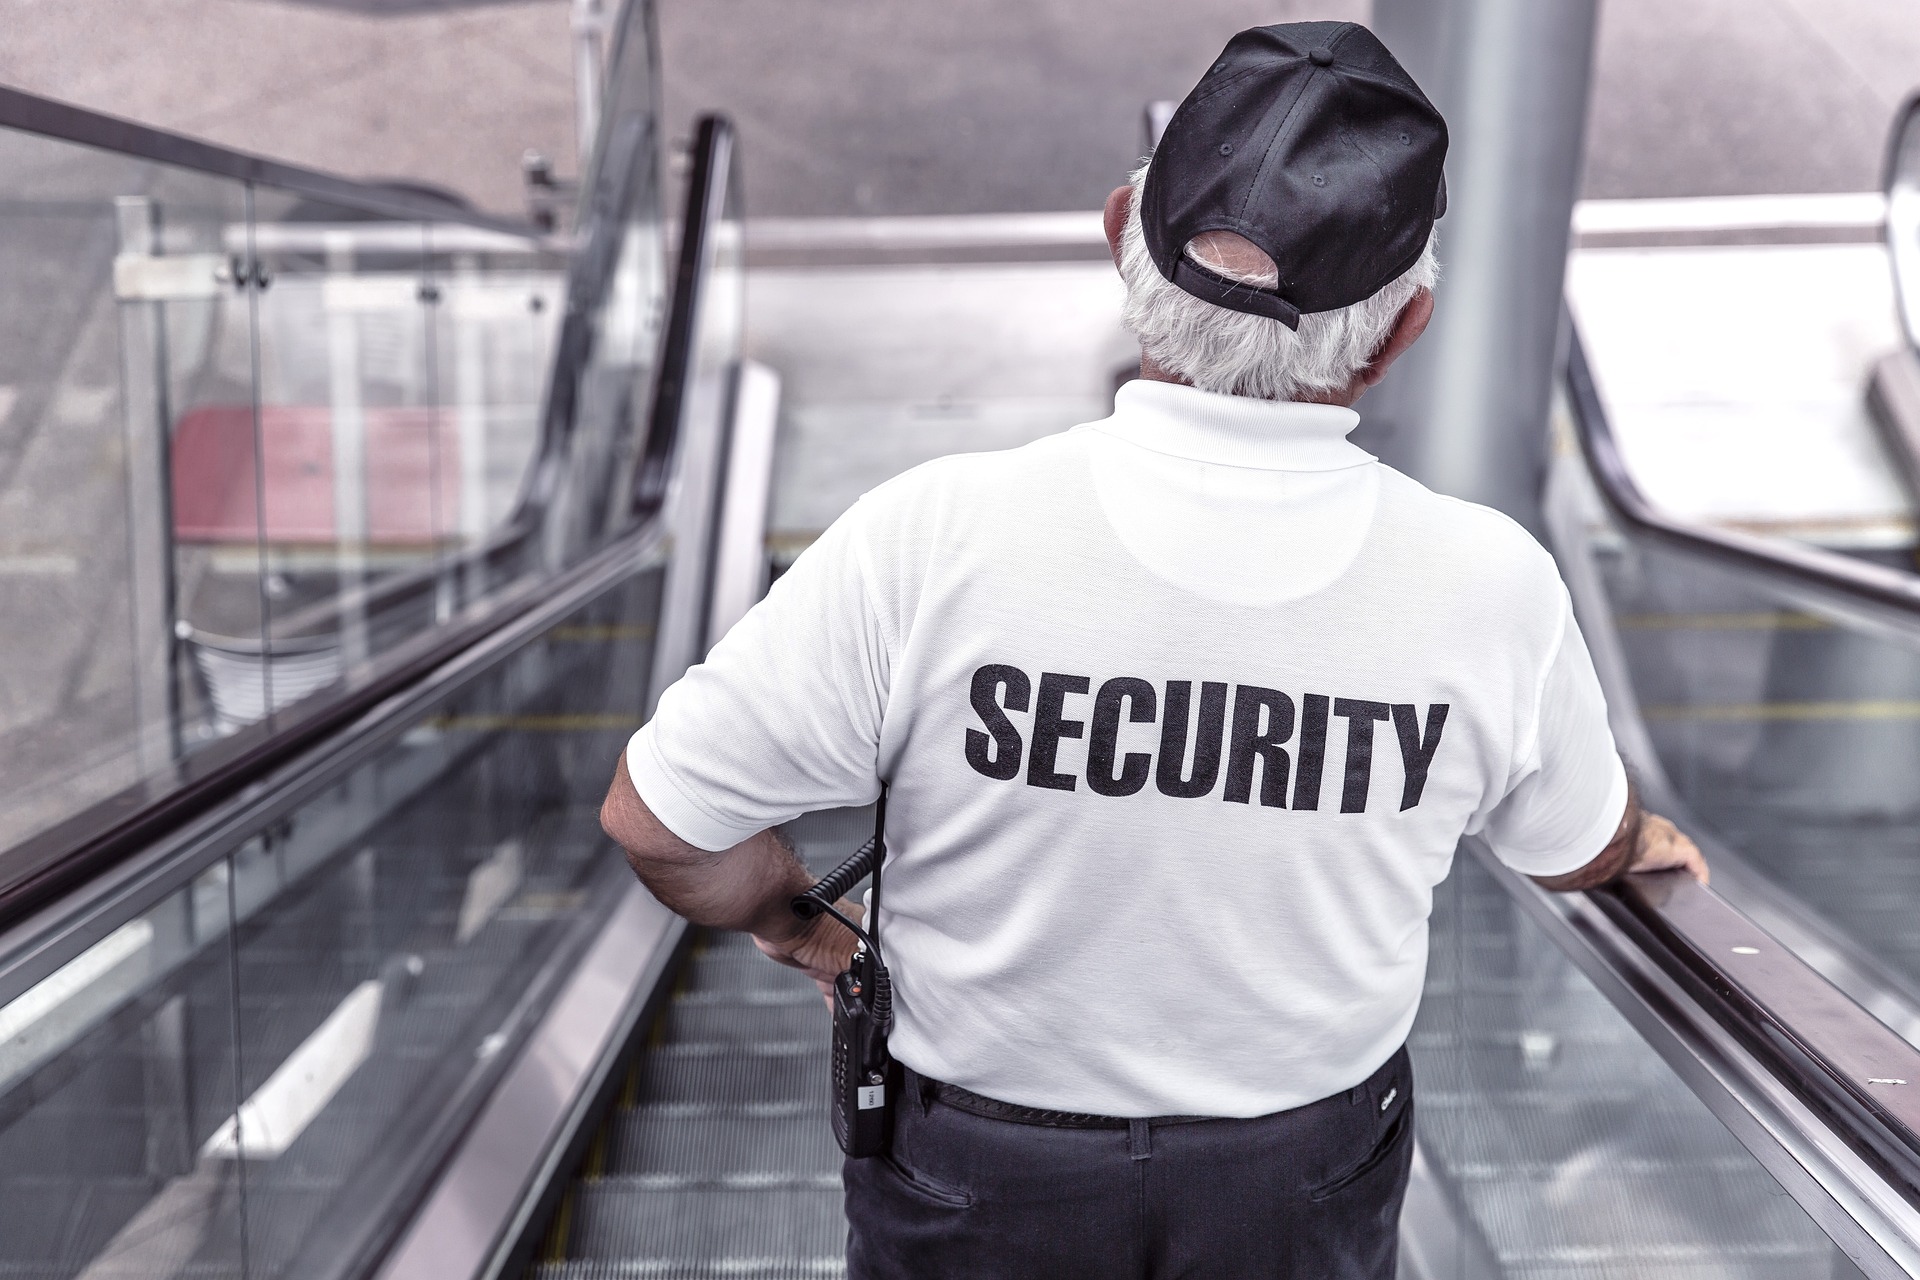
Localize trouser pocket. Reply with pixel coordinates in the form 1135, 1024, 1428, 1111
1308, 1102, 1411, 1201
876, 1151, 974, 1209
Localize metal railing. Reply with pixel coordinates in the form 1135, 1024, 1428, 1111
1549, 314, 1920, 1273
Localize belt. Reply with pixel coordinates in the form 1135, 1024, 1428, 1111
903, 1066, 1211, 1130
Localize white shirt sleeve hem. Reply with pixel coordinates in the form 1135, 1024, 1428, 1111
1488, 754, 1630, 877
625, 725, 763, 853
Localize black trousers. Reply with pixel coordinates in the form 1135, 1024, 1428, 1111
845, 1046, 1413, 1280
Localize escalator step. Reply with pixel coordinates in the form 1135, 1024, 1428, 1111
557, 1183, 845, 1262
663, 1000, 828, 1045
680, 953, 817, 997
603, 1107, 837, 1177
637, 1046, 827, 1105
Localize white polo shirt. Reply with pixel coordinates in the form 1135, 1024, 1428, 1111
629, 379, 1626, 1119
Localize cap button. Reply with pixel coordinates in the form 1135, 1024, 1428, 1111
1308, 47, 1334, 67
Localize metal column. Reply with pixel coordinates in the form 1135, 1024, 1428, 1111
1366, 0, 1599, 533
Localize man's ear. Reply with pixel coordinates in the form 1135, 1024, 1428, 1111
1357, 287, 1434, 388
1103, 185, 1132, 269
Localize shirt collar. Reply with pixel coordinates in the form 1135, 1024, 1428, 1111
1086, 379, 1374, 472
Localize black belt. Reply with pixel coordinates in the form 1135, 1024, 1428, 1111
903, 1066, 1211, 1130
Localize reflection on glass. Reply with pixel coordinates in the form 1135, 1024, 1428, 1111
1415, 853, 1861, 1277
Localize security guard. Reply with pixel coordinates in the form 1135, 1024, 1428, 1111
601, 20, 1706, 1279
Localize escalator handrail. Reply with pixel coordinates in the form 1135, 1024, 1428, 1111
1565, 315, 1920, 638
0, 508, 667, 999
0, 84, 545, 237
630, 113, 736, 518
1477, 843, 1920, 1275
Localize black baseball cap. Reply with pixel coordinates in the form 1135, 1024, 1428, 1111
1141, 22, 1448, 329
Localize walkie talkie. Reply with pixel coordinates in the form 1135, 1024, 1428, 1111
792, 785, 894, 1158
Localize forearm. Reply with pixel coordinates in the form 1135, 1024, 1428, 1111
600, 752, 815, 942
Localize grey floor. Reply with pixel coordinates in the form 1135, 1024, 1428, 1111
0, 0, 1916, 217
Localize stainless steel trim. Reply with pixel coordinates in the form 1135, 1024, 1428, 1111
746, 210, 1105, 253
243, 224, 554, 256
374, 881, 684, 1280
1571, 192, 1886, 248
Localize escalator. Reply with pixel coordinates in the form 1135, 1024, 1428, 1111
531, 811, 858, 1279
525, 127, 1920, 1280
9, 5, 1920, 1278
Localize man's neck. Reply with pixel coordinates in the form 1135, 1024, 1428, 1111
1132, 351, 1359, 408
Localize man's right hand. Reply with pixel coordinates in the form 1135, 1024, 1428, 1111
1625, 811, 1708, 884
754, 901, 863, 1009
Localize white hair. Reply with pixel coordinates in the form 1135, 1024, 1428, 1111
1119, 162, 1438, 402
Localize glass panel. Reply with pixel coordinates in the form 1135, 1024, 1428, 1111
0, 0, 656, 857
0, 128, 251, 847
0, 868, 245, 1278
227, 558, 663, 1277
1414, 852, 1866, 1278
1569, 450, 1920, 1007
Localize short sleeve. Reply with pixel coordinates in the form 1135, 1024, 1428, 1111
1473, 600, 1628, 876
625, 503, 889, 850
